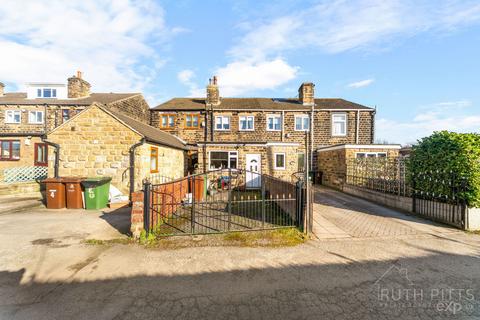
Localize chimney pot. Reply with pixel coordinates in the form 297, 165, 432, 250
298, 82, 315, 106
206, 75, 220, 105
76, 70, 82, 79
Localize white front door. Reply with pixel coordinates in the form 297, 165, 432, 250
245, 154, 261, 188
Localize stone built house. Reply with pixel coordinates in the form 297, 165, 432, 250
46, 103, 187, 194
0, 72, 150, 171
152, 77, 386, 184
0, 72, 185, 194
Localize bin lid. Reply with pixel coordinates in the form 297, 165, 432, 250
42, 178, 64, 183
62, 177, 86, 183
81, 177, 112, 187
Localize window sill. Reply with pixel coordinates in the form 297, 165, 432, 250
0, 158, 20, 161
150, 170, 159, 174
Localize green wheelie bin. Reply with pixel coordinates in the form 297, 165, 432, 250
81, 177, 112, 210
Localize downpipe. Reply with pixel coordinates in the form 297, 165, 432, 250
129, 138, 146, 201
41, 136, 60, 178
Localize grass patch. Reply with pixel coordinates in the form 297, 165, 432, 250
83, 238, 133, 246
145, 228, 307, 249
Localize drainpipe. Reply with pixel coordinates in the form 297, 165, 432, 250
310, 105, 314, 172
372, 106, 377, 143
356, 110, 360, 144
41, 136, 60, 178
129, 138, 146, 199
281, 110, 285, 142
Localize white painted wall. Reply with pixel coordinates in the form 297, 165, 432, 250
26, 83, 67, 99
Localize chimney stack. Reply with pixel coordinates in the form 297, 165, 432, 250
206, 75, 220, 105
0, 82, 4, 97
298, 82, 315, 106
68, 70, 91, 98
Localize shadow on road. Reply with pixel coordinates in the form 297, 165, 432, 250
1, 251, 479, 319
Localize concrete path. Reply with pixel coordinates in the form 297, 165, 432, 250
1, 200, 480, 319
312, 186, 460, 240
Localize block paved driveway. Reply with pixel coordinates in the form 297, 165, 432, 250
312, 186, 460, 240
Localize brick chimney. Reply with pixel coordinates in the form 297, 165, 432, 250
0, 82, 4, 96
206, 76, 220, 105
298, 82, 315, 106
68, 71, 91, 98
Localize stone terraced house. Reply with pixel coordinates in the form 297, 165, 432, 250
151, 76, 381, 183
0, 72, 186, 193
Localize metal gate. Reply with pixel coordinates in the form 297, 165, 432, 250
143, 169, 306, 236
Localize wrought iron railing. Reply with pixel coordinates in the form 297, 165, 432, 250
143, 169, 306, 236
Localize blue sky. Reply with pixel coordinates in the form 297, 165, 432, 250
0, 0, 479, 144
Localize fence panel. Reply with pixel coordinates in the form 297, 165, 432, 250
3, 166, 48, 183
345, 158, 467, 229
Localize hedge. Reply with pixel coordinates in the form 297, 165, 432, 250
407, 131, 480, 207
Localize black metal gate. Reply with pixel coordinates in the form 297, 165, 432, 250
143, 169, 306, 236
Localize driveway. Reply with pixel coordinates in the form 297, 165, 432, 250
1, 198, 480, 319
312, 186, 460, 240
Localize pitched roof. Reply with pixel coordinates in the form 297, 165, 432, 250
110, 110, 188, 150
152, 97, 374, 111
0, 92, 140, 106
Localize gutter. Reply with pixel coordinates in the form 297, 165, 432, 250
41, 136, 60, 178
129, 138, 146, 200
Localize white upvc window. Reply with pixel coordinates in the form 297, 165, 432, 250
209, 151, 238, 169
267, 114, 282, 131
239, 116, 254, 131
294, 115, 310, 131
215, 116, 230, 130
28, 111, 44, 124
37, 88, 57, 98
274, 153, 286, 170
5, 110, 21, 124
355, 152, 387, 159
332, 113, 347, 136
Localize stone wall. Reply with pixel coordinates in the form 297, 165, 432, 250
47, 105, 142, 193
152, 109, 374, 149
0, 136, 44, 172
68, 75, 91, 98
197, 144, 302, 182
317, 147, 400, 189
105, 94, 151, 124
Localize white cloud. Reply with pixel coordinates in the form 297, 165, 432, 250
177, 69, 203, 97
376, 99, 479, 144
0, 0, 178, 94
215, 59, 298, 96
347, 79, 374, 88
217, 0, 480, 96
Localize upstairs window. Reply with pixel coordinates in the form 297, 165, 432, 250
239, 116, 254, 131
5, 110, 21, 124
267, 115, 282, 131
37, 88, 57, 98
160, 114, 175, 129
332, 113, 347, 136
295, 115, 310, 131
0, 140, 20, 161
62, 109, 70, 123
150, 147, 158, 173
215, 116, 230, 130
28, 111, 44, 124
185, 114, 200, 128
